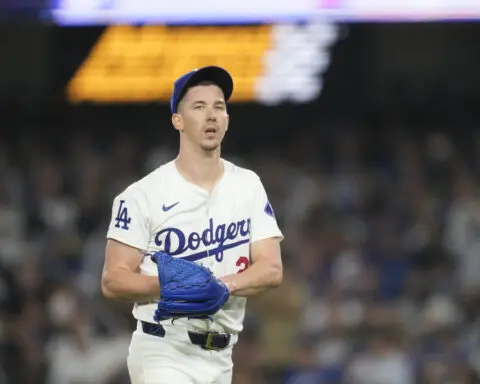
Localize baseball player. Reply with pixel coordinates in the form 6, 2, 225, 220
101, 66, 283, 384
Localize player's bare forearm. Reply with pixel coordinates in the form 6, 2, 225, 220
220, 237, 283, 297
101, 268, 160, 303
220, 257, 282, 297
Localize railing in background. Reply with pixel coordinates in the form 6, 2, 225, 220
49, 0, 480, 25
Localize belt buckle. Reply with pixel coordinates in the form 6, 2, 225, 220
204, 332, 220, 351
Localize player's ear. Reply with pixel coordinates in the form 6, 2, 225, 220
171, 113, 184, 133
225, 114, 229, 132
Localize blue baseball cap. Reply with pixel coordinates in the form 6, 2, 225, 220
170, 66, 234, 114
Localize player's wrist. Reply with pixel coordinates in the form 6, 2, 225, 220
147, 275, 161, 298
221, 276, 239, 294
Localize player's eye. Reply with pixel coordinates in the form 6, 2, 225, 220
194, 105, 205, 110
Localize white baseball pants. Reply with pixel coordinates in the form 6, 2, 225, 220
127, 322, 236, 384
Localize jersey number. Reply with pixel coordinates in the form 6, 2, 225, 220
114, 200, 132, 230
236, 257, 249, 273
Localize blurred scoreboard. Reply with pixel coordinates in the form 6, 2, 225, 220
66, 23, 338, 105
44, 1, 480, 105
67, 25, 272, 103
0, 1, 478, 106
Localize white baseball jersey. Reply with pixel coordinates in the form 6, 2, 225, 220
106, 159, 283, 335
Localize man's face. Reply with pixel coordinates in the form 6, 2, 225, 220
175, 82, 229, 152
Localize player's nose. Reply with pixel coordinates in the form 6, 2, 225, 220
205, 107, 217, 121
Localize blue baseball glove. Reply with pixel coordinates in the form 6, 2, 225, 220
150, 251, 230, 322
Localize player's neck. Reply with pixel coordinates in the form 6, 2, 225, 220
175, 148, 224, 192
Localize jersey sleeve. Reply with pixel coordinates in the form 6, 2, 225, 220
106, 187, 150, 251
250, 176, 284, 243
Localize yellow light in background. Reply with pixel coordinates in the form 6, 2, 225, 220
67, 25, 273, 103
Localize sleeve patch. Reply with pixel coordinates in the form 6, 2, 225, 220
264, 201, 275, 218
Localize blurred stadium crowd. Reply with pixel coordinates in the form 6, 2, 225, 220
1, 120, 480, 384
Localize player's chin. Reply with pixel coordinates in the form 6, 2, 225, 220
200, 139, 221, 152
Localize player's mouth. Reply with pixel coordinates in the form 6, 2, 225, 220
204, 127, 217, 134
